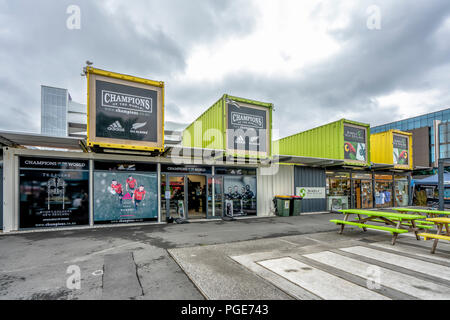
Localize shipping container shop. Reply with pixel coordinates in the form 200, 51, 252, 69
0, 92, 276, 232
274, 119, 412, 212
370, 130, 413, 208
178, 94, 275, 219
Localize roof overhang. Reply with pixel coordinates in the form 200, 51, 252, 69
0, 130, 83, 150
370, 163, 395, 170
273, 155, 345, 167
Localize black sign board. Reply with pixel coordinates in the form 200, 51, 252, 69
95, 80, 158, 143
94, 161, 157, 172
393, 135, 408, 149
344, 126, 366, 143
20, 157, 89, 170
215, 167, 257, 176
227, 102, 267, 153
161, 165, 212, 175
343, 125, 367, 162
19, 164, 89, 229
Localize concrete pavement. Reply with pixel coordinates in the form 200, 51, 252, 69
0, 213, 341, 300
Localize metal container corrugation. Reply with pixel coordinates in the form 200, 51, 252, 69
370, 130, 413, 170
294, 166, 327, 213
257, 165, 294, 216
275, 119, 371, 166
182, 94, 273, 158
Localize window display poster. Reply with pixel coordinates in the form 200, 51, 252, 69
94, 172, 157, 224
344, 125, 366, 162
223, 175, 257, 216
393, 135, 409, 165
19, 169, 89, 229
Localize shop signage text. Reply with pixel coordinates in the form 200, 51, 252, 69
296, 187, 326, 199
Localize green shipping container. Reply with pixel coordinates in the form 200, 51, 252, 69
182, 94, 273, 159
274, 119, 371, 167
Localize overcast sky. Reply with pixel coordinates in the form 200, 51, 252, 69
1, 0, 450, 138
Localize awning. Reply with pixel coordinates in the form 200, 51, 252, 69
273, 155, 345, 167
370, 163, 395, 170
0, 130, 83, 150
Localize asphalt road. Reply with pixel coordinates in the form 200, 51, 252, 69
0, 213, 341, 300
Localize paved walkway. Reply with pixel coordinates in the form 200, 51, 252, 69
169, 230, 450, 300
1, 213, 449, 300
0, 214, 340, 300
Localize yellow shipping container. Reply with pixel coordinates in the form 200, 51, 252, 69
370, 130, 413, 170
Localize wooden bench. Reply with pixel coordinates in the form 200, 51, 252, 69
335, 210, 427, 245
418, 233, 450, 254
418, 217, 450, 254
330, 219, 408, 235
371, 219, 434, 230
393, 208, 450, 218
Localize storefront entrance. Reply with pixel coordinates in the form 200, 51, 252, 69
352, 173, 373, 209
160, 165, 214, 221
161, 174, 208, 220
353, 180, 373, 209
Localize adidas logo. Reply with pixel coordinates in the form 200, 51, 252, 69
107, 121, 125, 132
236, 135, 245, 144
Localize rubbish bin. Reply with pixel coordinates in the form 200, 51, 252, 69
290, 196, 303, 216
274, 196, 291, 217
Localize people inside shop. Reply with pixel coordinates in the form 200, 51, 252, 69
110, 179, 124, 206
133, 185, 146, 210
194, 186, 201, 212
201, 186, 207, 213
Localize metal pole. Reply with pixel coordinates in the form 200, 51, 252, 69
438, 159, 444, 211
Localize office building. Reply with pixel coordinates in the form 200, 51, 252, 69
41, 85, 87, 138
371, 108, 450, 169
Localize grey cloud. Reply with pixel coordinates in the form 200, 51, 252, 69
0, 0, 256, 133
1, 0, 449, 138
169, 0, 450, 137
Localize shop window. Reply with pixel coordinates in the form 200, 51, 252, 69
326, 172, 351, 211
19, 157, 90, 229
394, 176, 409, 207
375, 180, 393, 208
223, 175, 257, 217
93, 161, 158, 224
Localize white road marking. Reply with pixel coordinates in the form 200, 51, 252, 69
341, 246, 450, 281
231, 254, 320, 300
305, 251, 450, 300
257, 257, 389, 300
370, 242, 450, 263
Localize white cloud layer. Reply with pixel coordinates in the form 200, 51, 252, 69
1, 0, 450, 137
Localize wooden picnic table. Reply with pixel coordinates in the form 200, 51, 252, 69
418, 218, 450, 254
392, 208, 450, 218
332, 209, 427, 245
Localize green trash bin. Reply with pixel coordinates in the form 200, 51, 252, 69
275, 196, 291, 217
290, 196, 303, 216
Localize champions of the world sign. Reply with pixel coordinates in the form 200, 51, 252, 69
86, 67, 164, 151
226, 99, 269, 156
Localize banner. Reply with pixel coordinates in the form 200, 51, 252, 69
344, 125, 367, 162
223, 175, 257, 216
226, 101, 268, 154
19, 158, 89, 229
94, 171, 158, 224
393, 135, 409, 165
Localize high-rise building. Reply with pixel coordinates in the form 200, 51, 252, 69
371, 108, 450, 169
40, 85, 87, 137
